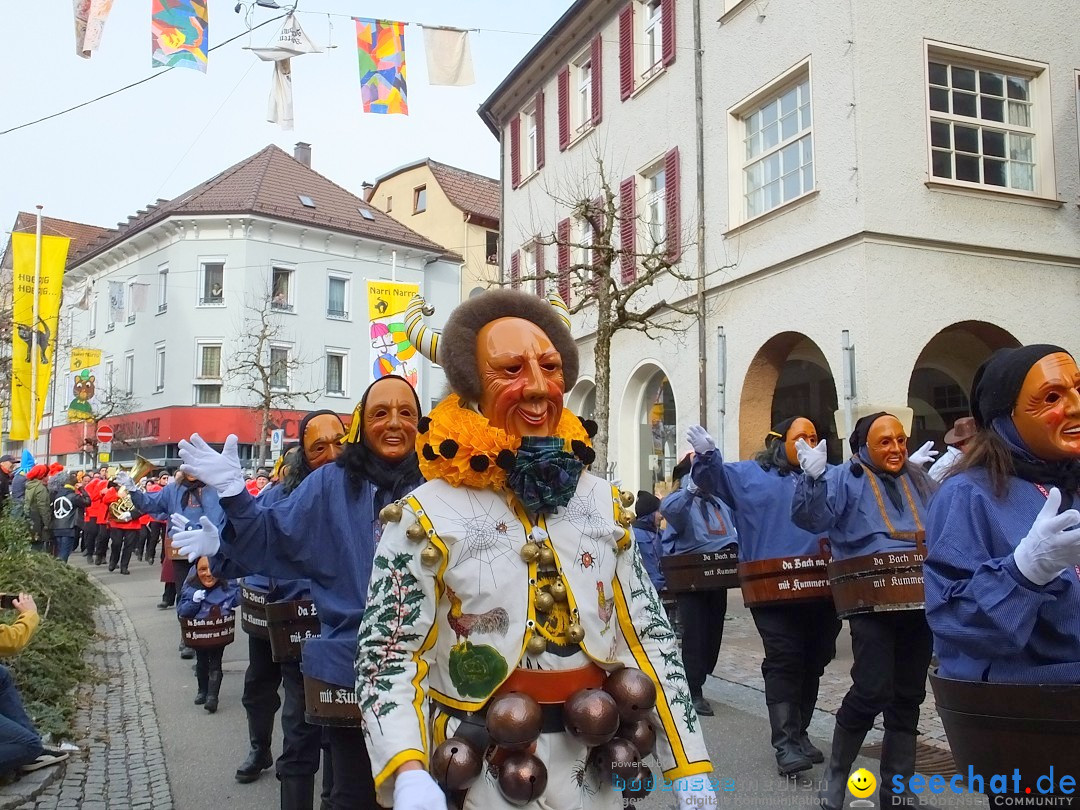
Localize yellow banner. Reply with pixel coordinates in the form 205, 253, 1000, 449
366, 280, 419, 388
10, 233, 70, 440
70, 347, 102, 372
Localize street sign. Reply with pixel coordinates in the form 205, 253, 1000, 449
270, 429, 284, 452
98, 451, 111, 463
98, 441, 112, 456
96, 424, 114, 443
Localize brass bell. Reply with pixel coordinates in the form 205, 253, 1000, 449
485, 692, 543, 750
622, 763, 654, 800
526, 635, 547, 656
378, 502, 403, 523
617, 719, 656, 757
590, 737, 641, 783
519, 542, 541, 563
563, 688, 619, 746
619, 509, 636, 526
550, 580, 568, 602
538, 547, 555, 567
534, 591, 555, 614
405, 522, 426, 542
619, 490, 635, 507
420, 545, 441, 566
604, 668, 657, 721
430, 736, 483, 791
567, 623, 585, 644
496, 751, 548, 805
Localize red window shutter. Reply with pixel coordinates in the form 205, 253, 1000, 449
619, 176, 636, 283
510, 251, 521, 289
557, 218, 571, 303
535, 242, 546, 297
619, 4, 634, 101
510, 118, 521, 189
661, 0, 676, 67
558, 68, 570, 151
535, 92, 546, 170
665, 147, 681, 261
591, 35, 603, 125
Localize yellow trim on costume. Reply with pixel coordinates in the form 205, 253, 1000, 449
536, 511, 582, 641
663, 762, 715, 780
433, 709, 451, 747
860, 464, 925, 540
428, 687, 489, 713
373, 749, 428, 790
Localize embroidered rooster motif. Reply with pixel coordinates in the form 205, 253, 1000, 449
445, 586, 510, 644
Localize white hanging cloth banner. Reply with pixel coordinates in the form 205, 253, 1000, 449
250, 14, 323, 130
421, 25, 475, 87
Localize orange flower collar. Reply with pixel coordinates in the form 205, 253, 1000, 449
416, 394, 596, 491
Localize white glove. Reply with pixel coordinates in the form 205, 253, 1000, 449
393, 769, 447, 810
686, 425, 716, 455
119, 511, 133, 523
192, 589, 206, 603
114, 471, 135, 490
178, 433, 245, 498
170, 515, 221, 563
1013, 487, 1080, 586
795, 438, 827, 479
676, 783, 717, 809
909, 440, 939, 467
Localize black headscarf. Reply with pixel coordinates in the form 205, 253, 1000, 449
756, 416, 800, 475
971, 344, 1068, 428
336, 376, 424, 510
849, 412, 906, 512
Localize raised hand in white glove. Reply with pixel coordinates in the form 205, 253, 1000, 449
1013, 487, 1080, 586
686, 425, 716, 455
114, 471, 135, 491
392, 768, 447, 810
178, 433, 244, 497
676, 782, 718, 809
795, 438, 828, 480
192, 589, 207, 603
170, 515, 221, 563
908, 440, 939, 467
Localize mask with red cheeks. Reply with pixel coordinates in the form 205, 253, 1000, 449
867, 415, 908, 474
196, 557, 217, 589
785, 417, 818, 467
363, 378, 420, 462
475, 317, 565, 437
303, 414, 346, 470
1012, 352, 1080, 462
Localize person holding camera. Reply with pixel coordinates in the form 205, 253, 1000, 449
0, 593, 67, 777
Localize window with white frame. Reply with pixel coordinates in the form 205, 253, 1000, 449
574, 215, 594, 269
926, 45, 1047, 194
158, 265, 168, 313
200, 261, 225, 305
641, 0, 663, 79
155, 344, 165, 393
643, 164, 667, 247
523, 105, 538, 176
105, 359, 114, 396
89, 294, 97, 337
327, 274, 349, 318
126, 280, 137, 324
413, 186, 427, 214
740, 73, 814, 220
271, 266, 294, 311
325, 350, 347, 396
269, 344, 290, 391
124, 352, 134, 395
573, 51, 593, 133
195, 342, 222, 405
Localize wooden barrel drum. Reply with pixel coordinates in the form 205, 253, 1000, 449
240, 583, 270, 639
827, 547, 926, 619
265, 599, 321, 663
660, 547, 739, 593
304, 675, 364, 727
739, 552, 832, 607
180, 614, 235, 648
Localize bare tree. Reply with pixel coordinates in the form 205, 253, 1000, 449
227, 288, 321, 467
516, 151, 733, 472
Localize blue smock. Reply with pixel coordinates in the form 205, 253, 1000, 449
130, 481, 226, 532
632, 516, 666, 591
177, 577, 239, 620
691, 450, 825, 562
924, 469, 1080, 683
659, 476, 739, 555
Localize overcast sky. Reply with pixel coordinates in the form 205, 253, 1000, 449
1, 2, 566, 237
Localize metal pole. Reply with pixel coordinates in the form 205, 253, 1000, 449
842, 329, 855, 457
391, 250, 397, 283
31, 205, 43, 446
692, 0, 708, 428
716, 326, 726, 450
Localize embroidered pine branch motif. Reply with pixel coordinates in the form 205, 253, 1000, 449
357, 551, 424, 732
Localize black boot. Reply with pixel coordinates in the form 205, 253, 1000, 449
280, 774, 316, 810
194, 659, 208, 705
799, 692, 825, 763
819, 724, 868, 810
768, 703, 813, 776
878, 731, 938, 808
236, 747, 274, 784
204, 669, 222, 713
236, 705, 275, 784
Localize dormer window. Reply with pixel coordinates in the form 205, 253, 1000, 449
298, 195, 315, 208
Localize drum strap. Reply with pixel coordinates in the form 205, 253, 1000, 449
860, 464, 924, 543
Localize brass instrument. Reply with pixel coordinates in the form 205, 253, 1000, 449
108, 486, 136, 522
130, 454, 154, 484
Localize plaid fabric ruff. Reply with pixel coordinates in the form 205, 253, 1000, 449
507, 436, 583, 515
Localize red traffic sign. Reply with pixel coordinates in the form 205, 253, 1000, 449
96, 424, 114, 443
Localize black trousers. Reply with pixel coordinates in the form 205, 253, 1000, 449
278, 661, 321, 777
751, 601, 842, 706
145, 522, 164, 561
242, 636, 281, 752
196, 647, 225, 681
92, 522, 110, 559
835, 610, 933, 736
325, 726, 378, 809
677, 588, 728, 696
108, 528, 138, 570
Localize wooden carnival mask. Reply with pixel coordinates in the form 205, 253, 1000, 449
303, 414, 345, 470
475, 317, 565, 438
1012, 352, 1080, 462
785, 417, 818, 467
363, 377, 420, 462
196, 556, 217, 589
866, 415, 908, 474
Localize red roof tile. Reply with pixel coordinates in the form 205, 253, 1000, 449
2, 213, 109, 270
374, 159, 500, 225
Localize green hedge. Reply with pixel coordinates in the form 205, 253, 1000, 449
0, 508, 102, 738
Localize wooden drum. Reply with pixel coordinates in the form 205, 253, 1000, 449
827, 547, 926, 619
180, 614, 235, 648
660, 547, 739, 593
304, 675, 364, 727
265, 599, 321, 664
240, 583, 270, 639
739, 552, 832, 608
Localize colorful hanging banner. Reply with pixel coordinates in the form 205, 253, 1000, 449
367, 280, 419, 388
10, 233, 70, 440
70, 347, 102, 372
74, 0, 115, 58
152, 0, 208, 73
354, 19, 408, 115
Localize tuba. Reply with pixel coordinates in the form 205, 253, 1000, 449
129, 454, 155, 485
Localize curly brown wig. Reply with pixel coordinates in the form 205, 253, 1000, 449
439, 289, 579, 402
